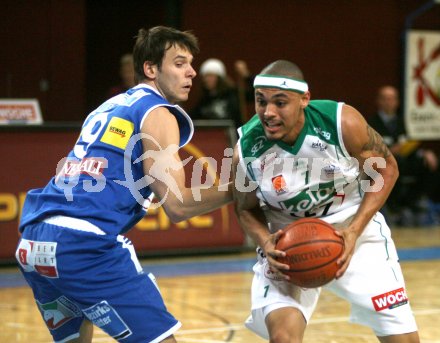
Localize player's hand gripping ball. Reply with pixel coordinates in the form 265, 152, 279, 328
276, 218, 344, 288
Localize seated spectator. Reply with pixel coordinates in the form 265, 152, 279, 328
107, 53, 136, 98
191, 58, 242, 128
368, 85, 440, 226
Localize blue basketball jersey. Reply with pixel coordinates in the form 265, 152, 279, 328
19, 84, 194, 236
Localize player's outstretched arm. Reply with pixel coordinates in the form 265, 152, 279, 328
232, 146, 289, 278
141, 107, 233, 223
336, 104, 399, 277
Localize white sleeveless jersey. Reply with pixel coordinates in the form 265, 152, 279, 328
237, 100, 363, 231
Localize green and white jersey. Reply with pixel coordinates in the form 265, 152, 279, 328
237, 100, 363, 231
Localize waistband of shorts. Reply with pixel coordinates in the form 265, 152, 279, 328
42, 215, 106, 235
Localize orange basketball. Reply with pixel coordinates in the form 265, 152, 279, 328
275, 218, 344, 288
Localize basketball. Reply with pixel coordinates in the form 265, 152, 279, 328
276, 218, 344, 288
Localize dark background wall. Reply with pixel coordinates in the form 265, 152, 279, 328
1, 0, 439, 122
1, 1, 86, 121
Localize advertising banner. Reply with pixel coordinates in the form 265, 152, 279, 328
404, 30, 440, 139
0, 99, 43, 124
0, 125, 243, 262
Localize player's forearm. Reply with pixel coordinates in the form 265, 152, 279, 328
162, 183, 232, 223
151, 167, 233, 222
351, 158, 398, 232
236, 207, 270, 247
181, 183, 233, 219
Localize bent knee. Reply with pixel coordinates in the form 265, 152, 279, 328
269, 329, 303, 343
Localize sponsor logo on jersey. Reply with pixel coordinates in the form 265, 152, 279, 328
313, 127, 331, 140
272, 175, 287, 194
260, 152, 277, 171
278, 185, 335, 216
323, 164, 341, 178
311, 140, 328, 151
109, 126, 126, 137
84, 300, 132, 340
16, 239, 59, 277
18, 248, 28, 265
16, 239, 34, 272
59, 158, 106, 177
37, 296, 82, 330
251, 135, 267, 155
371, 287, 408, 311
100, 117, 134, 150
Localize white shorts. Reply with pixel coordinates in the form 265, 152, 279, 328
245, 212, 418, 339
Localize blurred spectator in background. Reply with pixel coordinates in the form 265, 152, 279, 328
234, 59, 255, 123
107, 53, 136, 98
368, 85, 440, 226
191, 58, 242, 128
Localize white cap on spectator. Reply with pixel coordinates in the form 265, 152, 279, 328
200, 58, 226, 77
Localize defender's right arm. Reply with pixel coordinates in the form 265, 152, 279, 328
141, 107, 232, 223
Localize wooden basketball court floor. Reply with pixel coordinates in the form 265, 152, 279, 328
1, 226, 439, 343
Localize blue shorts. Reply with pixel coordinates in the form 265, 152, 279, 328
16, 220, 180, 343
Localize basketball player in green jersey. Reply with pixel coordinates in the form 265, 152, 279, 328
232, 60, 419, 342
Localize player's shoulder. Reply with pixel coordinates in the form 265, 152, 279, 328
237, 115, 273, 159
306, 99, 340, 114
146, 106, 178, 126
141, 103, 193, 148
340, 104, 366, 127
238, 114, 261, 137
305, 100, 341, 127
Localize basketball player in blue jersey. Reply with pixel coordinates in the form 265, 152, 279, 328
15, 26, 232, 343
233, 60, 419, 342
